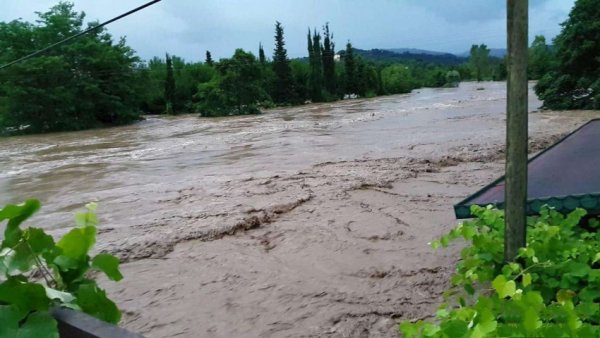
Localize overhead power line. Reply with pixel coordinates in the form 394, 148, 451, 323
0, 0, 162, 71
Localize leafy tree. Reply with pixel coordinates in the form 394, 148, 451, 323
492, 57, 508, 81
381, 64, 414, 94
0, 2, 142, 134
344, 42, 358, 95
205, 50, 214, 66
196, 49, 267, 116
271, 21, 294, 104
164, 53, 176, 114
290, 59, 310, 102
469, 44, 490, 81
355, 58, 379, 97
136, 57, 166, 114
136, 56, 215, 115
321, 23, 337, 96
536, 0, 600, 110
528, 35, 554, 80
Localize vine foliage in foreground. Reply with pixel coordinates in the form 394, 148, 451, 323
401, 205, 600, 337
0, 200, 123, 338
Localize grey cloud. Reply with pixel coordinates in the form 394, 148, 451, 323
0, 0, 575, 61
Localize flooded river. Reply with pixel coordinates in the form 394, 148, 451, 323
0, 82, 547, 230
1, 82, 599, 337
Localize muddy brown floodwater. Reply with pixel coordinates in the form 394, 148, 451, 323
1, 82, 599, 337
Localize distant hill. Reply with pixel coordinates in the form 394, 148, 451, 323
457, 48, 507, 58
349, 48, 466, 65
385, 48, 451, 56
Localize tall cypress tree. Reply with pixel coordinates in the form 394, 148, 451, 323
309, 29, 324, 101
322, 23, 336, 96
307, 29, 313, 64
258, 42, 266, 64
205, 50, 214, 66
165, 53, 176, 114
344, 42, 357, 95
272, 21, 294, 104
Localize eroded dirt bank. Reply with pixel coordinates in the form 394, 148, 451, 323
1, 82, 599, 337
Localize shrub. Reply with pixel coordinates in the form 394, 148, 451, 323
401, 205, 600, 337
0, 200, 122, 337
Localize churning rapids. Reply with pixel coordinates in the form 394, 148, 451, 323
1, 82, 599, 337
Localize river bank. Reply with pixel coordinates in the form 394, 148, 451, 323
1, 82, 599, 337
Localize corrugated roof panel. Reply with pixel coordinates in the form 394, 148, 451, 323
455, 119, 600, 218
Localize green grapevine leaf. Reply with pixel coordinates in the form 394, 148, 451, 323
1, 200, 41, 248
0, 305, 22, 338
4, 242, 36, 274
577, 287, 600, 302
440, 319, 468, 338
399, 321, 422, 338
24, 228, 54, 255
440, 235, 449, 247
74, 202, 98, 227
45, 286, 76, 304
56, 225, 96, 263
492, 275, 516, 298
588, 269, 600, 282
16, 311, 59, 338
522, 273, 532, 287
91, 254, 123, 281
567, 263, 590, 277
76, 283, 121, 324
523, 307, 542, 332
576, 302, 599, 318
0, 278, 50, 313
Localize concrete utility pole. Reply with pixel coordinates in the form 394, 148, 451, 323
505, 0, 529, 261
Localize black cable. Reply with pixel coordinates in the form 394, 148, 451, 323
0, 0, 162, 71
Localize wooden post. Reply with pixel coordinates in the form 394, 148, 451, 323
505, 0, 528, 261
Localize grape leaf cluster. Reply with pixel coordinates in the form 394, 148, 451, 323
0, 200, 123, 338
401, 205, 600, 337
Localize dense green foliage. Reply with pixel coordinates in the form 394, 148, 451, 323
307, 29, 324, 102
528, 36, 554, 81
0, 2, 497, 134
381, 65, 413, 94
164, 53, 176, 114
469, 44, 491, 82
353, 48, 465, 66
0, 200, 123, 337
401, 206, 600, 337
195, 49, 266, 117
0, 2, 143, 134
535, 0, 600, 110
321, 24, 337, 96
344, 42, 358, 95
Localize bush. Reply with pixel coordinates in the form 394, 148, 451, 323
0, 200, 123, 337
400, 205, 600, 337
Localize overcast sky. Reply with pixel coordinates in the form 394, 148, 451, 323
0, 0, 575, 62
